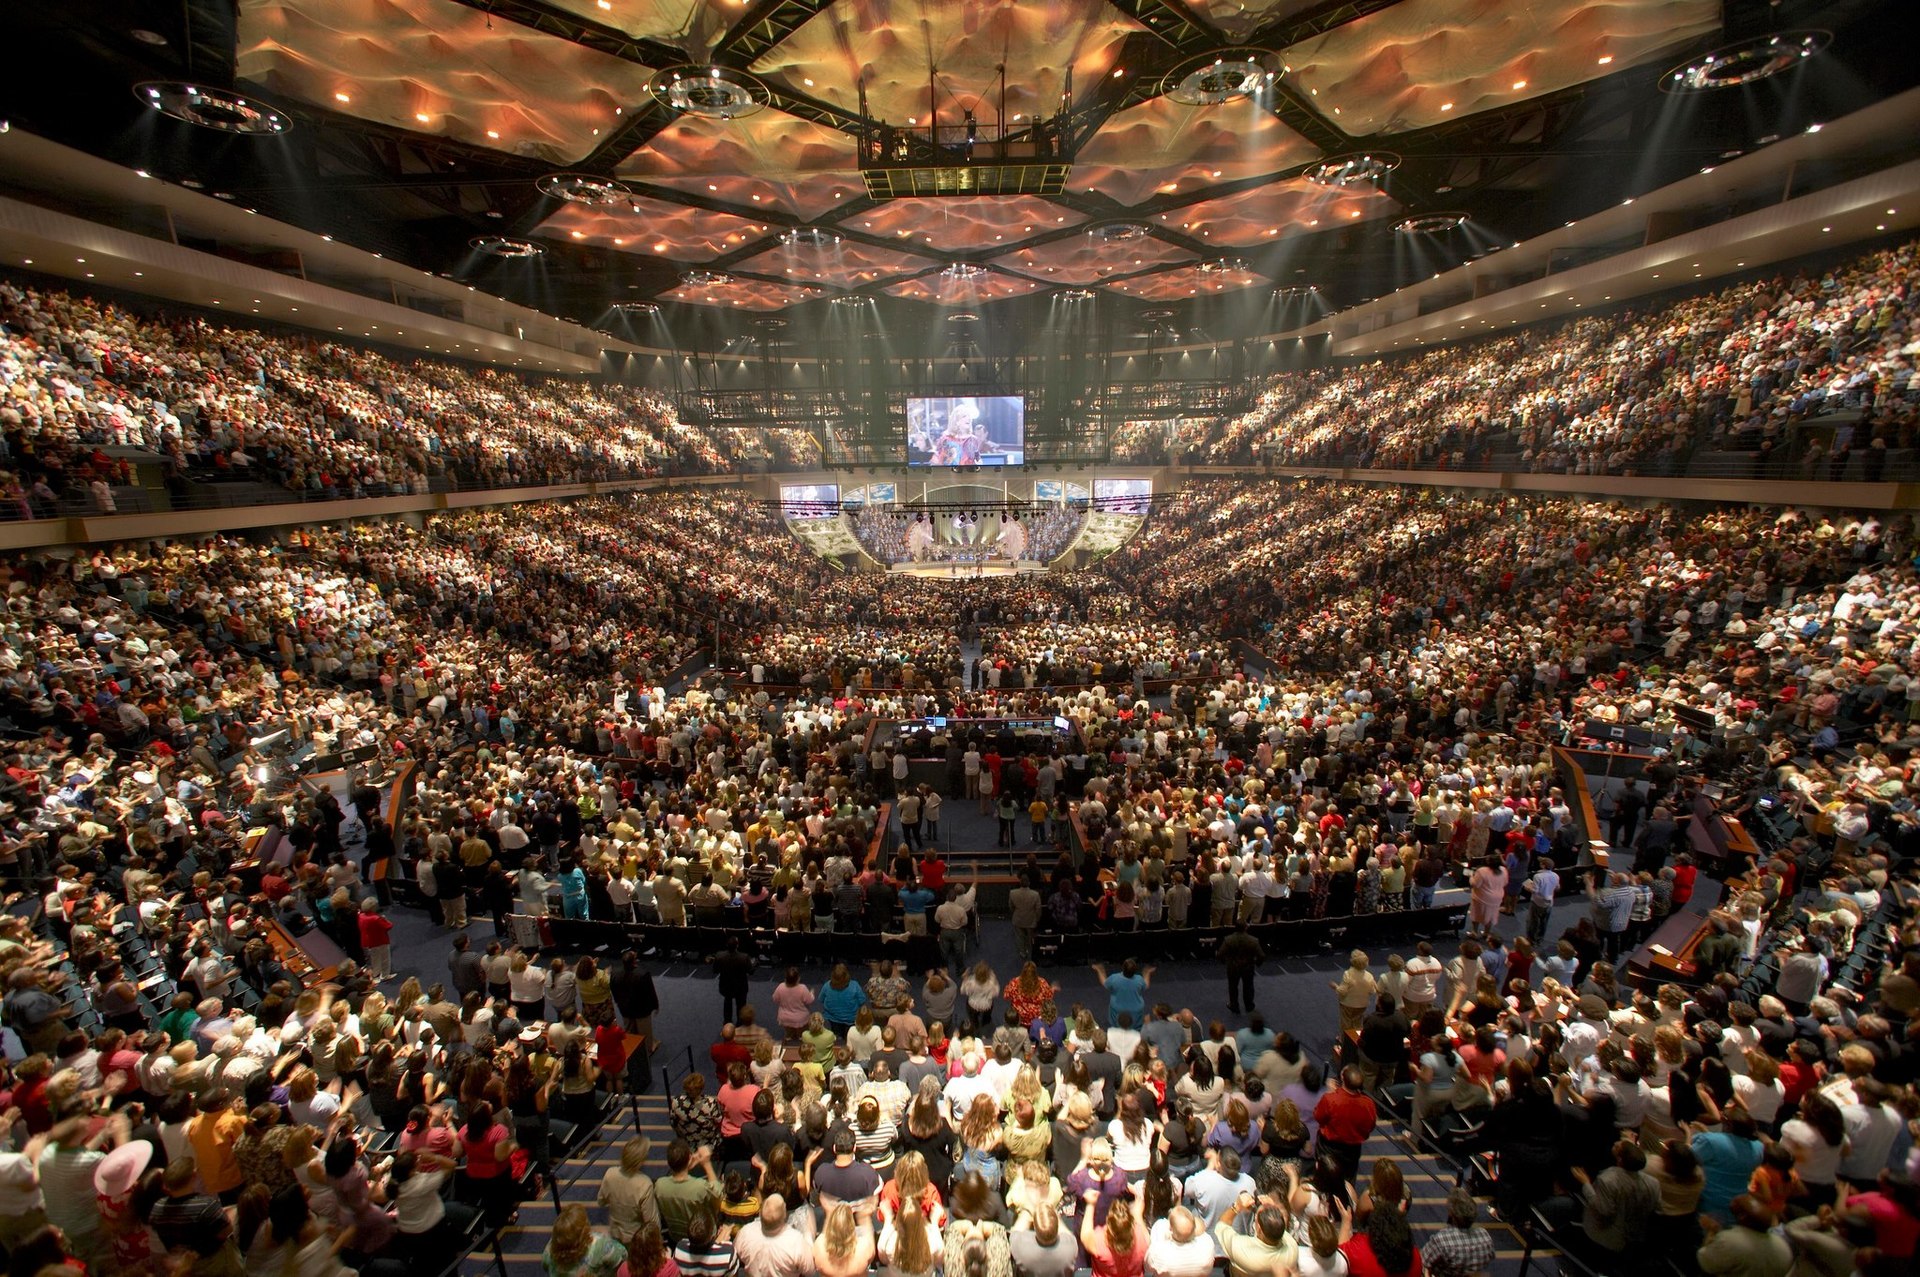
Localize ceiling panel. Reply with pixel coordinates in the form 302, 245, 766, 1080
1104, 261, 1268, 299
1073, 96, 1321, 204
615, 111, 865, 221
1157, 178, 1397, 247
1190, 0, 1323, 41
883, 270, 1047, 304
732, 238, 938, 288
991, 231, 1195, 284
840, 197, 1089, 254
236, 0, 655, 166
534, 195, 772, 260
747, 0, 1143, 127
658, 276, 829, 309
541, 0, 736, 44
1277, 0, 1721, 136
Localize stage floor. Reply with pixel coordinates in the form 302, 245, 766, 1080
887, 561, 1044, 578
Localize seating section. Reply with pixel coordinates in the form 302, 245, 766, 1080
1113, 237, 1920, 476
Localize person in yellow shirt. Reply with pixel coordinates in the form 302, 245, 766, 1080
186, 1092, 248, 1201
1028, 797, 1051, 847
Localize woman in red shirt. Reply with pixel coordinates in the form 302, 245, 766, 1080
1340, 1206, 1421, 1277
1078, 1196, 1147, 1277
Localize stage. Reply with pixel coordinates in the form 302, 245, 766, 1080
887, 560, 1047, 578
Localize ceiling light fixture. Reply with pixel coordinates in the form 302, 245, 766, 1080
829, 295, 868, 308
651, 65, 770, 119
1663, 30, 1830, 92
134, 82, 291, 135
1087, 222, 1152, 243
536, 173, 635, 205
682, 269, 734, 286
1164, 51, 1272, 106
779, 227, 842, 248
1197, 257, 1248, 274
470, 236, 544, 257
1393, 212, 1468, 233
941, 263, 987, 282
1303, 152, 1399, 188
1057, 288, 1096, 300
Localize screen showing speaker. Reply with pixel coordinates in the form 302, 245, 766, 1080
905, 396, 1025, 466
780, 483, 840, 518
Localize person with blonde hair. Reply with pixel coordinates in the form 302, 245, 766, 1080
879, 1201, 942, 1277
1331, 950, 1377, 1035
813, 1203, 874, 1277
880, 1150, 948, 1229
598, 1136, 661, 1239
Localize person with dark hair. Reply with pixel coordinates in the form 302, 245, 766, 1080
710, 937, 755, 1026
1423, 1188, 1494, 1277
1312, 1066, 1377, 1182
1215, 923, 1264, 1016
1339, 1203, 1419, 1277
1695, 1194, 1791, 1277
1211, 1187, 1294, 1277
657, 1139, 722, 1243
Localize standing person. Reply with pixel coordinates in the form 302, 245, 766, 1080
1467, 857, 1506, 941
935, 879, 978, 976
1526, 857, 1561, 943
1311, 1067, 1377, 1182
1008, 874, 1043, 962
1330, 951, 1377, 1036
1401, 943, 1441, 1023
1091, 961, 1151, 1030
921, 789, 942, 844
898, 791, 923, 852
997, 794, 1020, 849
359, 898, 394, 982
711, 938, 756, 1026
771, 968, 816, 1042
1216, 923, 1264, 1017
613, 951, 662, 1049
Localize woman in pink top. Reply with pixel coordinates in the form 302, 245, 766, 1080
1468, 856, 1507, 938
772, 968, 815, 1037
715, 1061, 761, 1140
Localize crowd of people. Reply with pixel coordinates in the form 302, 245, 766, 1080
1115, 237, 1920, 476
0, 370, 1918, 1272
0, 280, 820, 517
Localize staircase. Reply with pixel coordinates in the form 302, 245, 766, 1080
1364, 1117, 1554, 1277
463, 1089, 677, 1275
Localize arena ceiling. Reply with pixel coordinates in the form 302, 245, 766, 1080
2, 0, 1914, 341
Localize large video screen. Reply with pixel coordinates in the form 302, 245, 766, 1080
780, 483, 840, 518
906, 396, 1025, 466
1093, 478, 1153, 513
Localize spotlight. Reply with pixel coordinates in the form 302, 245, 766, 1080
1087, 222, 1152, 242
682, 269, 734, 286
1057, 288, 1096, 300
941, 264, 987, 282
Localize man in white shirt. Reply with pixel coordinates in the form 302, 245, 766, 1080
734, 1195, 816, 1277
1402, 942, 1443, 1020
1146, 1206, 1216, 1277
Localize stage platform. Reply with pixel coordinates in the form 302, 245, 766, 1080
887, 560, 1047, 578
